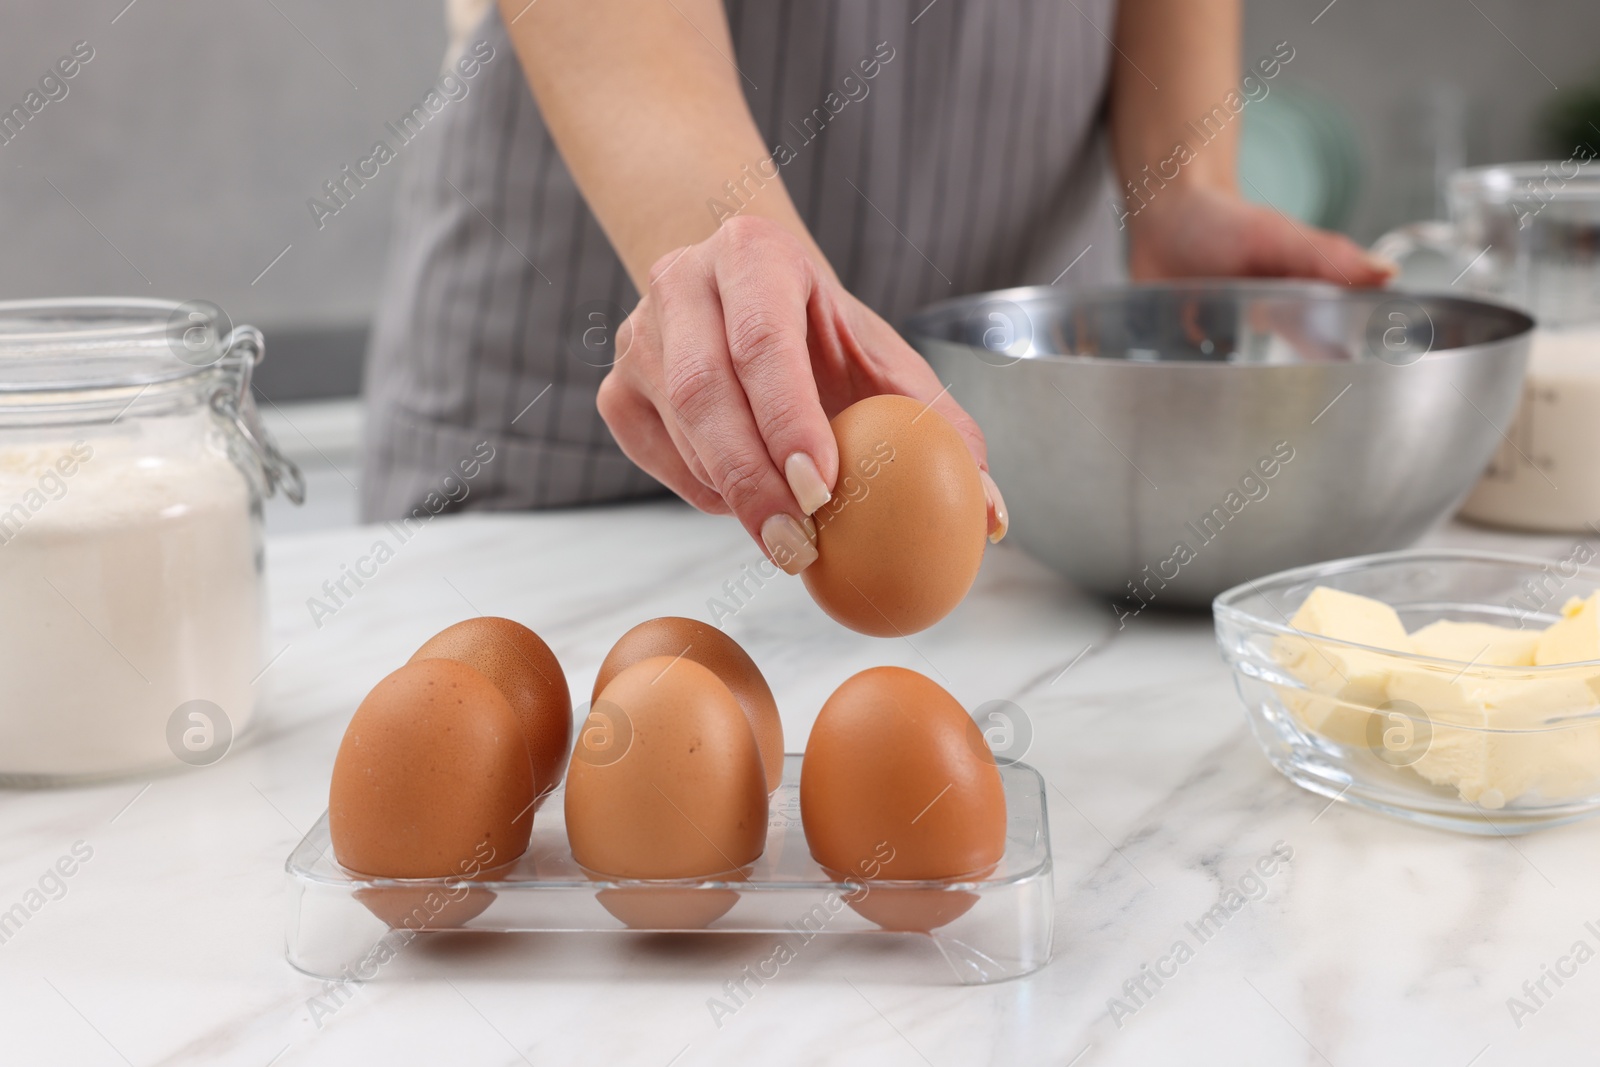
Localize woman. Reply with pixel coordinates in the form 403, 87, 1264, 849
362, 0, 1390, 572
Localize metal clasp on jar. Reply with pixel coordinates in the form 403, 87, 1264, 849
211, 325, 307, 504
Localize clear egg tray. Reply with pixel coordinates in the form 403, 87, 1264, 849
284, 755, 1054, 985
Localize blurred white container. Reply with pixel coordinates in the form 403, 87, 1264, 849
1460, 327, 1600, 532
1377, 162, 1600, 533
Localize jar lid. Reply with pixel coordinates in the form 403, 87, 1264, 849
1452, 162, 1600, 206
0, 297, 233, 393
0, 297, 306, 504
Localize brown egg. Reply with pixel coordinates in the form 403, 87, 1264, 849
801, 666, 1005, 931
802, 395, 987, 636
593, 617, 783, 793
592, 871, 750, 930
330, 659, 535, 879
566, 656, 767, 882
354, 881, 496, 931
351, 843, 516, 931
411, 617, 571, 806
837, 881, 982, 934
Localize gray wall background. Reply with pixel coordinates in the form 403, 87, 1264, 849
1242, 0, 1597, 242
1, 0, 1594, 396
0, 0, 444, 396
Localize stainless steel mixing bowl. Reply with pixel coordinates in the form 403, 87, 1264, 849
904, 281, 1533, 611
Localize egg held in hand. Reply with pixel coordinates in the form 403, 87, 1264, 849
801, 395, 988, 637
801, 666, 1006, 931
410, 616, 571, 807
593, 616, 783, 793
329, 659, 536, 882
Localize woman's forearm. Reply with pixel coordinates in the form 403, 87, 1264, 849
496, 0, 824, 288
1108, 0, 1242, 196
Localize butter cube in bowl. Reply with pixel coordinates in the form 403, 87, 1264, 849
1214, 549, 1600, 834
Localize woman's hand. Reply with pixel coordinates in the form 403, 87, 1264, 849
1108, 0, 1392, 288
1126, 182, 1395, 286
498, 0, 1003, 572
598, 215, 1007, 574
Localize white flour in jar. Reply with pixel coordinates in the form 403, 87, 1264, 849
1461, 326, 1600, 532
0, 430, 261, 781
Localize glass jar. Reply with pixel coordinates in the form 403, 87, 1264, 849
1375, 162, 1600, 532
1373, 162, 1600, 325
0, 298, 303, 785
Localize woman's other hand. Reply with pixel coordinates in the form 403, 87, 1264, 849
1109, 0, 1394, 289
1126, 182, 1395, 286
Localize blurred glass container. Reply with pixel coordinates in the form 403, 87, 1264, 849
0, 299, 303, 785
1375, 162, 1600, 532
1215, 550, 1600, 835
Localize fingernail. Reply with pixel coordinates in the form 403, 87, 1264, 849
761, 513, 818, 575
784, 452, 832, 515
979, 469, 1008, 544
1364, 252, 1399, 278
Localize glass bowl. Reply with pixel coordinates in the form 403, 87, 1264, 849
1214, 549, 1600, 834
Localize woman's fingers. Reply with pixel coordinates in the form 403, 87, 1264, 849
1245, 203, 1396, 286
651, 244, 819, 575
596, 218, 1006, 565
604, 301, 725, 510
1307, 230, 1397, 287
715, 220, 840, 517
596, 370, 730, 515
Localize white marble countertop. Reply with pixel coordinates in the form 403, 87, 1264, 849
3, 501, 1595, 1066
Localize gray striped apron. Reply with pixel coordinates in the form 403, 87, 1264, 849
360, 0, 1121, 520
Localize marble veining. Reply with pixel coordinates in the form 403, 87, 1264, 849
0, 500, 1593, 1065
